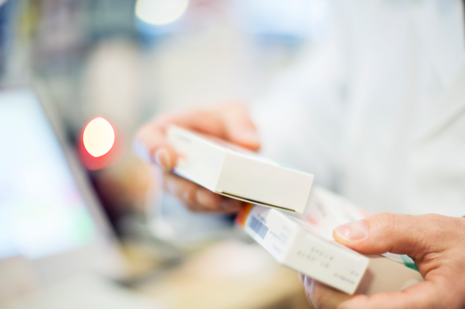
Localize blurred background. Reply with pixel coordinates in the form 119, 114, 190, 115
0, 0, 330, 308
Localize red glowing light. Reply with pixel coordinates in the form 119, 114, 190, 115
83, 117, 115, 158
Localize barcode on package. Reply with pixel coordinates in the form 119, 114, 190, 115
249, 216, 268, 239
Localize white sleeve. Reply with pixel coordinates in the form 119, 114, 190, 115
250, 2, 348, 190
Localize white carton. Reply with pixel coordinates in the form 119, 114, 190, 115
236, 187, 424, 295
167, 125, 314, 213
236, 204, 369, 295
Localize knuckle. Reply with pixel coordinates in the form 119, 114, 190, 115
420, 214, 464, 236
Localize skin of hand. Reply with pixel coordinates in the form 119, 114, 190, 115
300, 213, 465, 309
134, 103, 260, 213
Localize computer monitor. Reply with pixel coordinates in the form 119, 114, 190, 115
0, 87, 123, 285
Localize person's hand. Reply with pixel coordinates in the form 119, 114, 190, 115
301, 213, 465, 309
135, 103, 260, 213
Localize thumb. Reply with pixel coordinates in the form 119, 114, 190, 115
332, 213, 435, 258
219, 104, 261, 150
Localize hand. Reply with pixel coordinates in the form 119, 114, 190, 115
135, 103, 260, 213
301, 213, 465, 309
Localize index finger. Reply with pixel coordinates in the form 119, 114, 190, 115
134, 110, 226, 168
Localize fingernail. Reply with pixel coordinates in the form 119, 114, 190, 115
334, 220, 368, 241
154, 149, 172, 170
197, 190, 217, 208
221, 198, 241, 210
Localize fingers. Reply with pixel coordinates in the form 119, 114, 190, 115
134, 120, 178, 168
163, 171, 243, 213
135, 109, 227, 166
135, 103, 260, 170
301, 276, 351, 309
217, 103, 261, 150
332, 213, 463, 259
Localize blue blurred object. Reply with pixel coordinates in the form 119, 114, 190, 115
234, 0, 330, 44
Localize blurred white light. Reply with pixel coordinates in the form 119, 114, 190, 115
83, 117, 115, 157
135, 0, 189, 25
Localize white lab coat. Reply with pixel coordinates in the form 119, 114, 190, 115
252, 0, 465, 216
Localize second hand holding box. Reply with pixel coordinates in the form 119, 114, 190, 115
236, 187, 424, 295
167, 125, 314, 213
